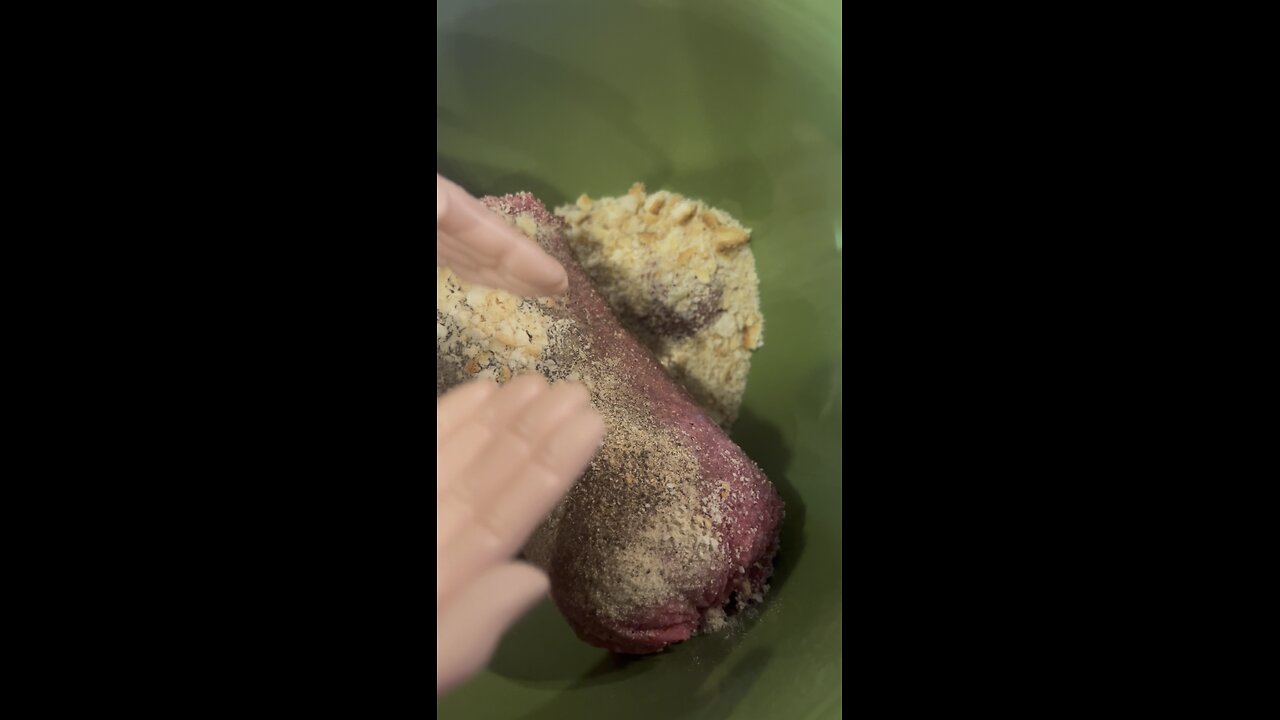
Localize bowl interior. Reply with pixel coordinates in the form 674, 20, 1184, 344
437, 1, 841, 717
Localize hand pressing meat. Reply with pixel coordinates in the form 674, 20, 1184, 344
436, 376, 604, 695
436, 193, 783, 654
435, 175, 606, 694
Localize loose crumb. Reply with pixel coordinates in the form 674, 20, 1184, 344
555, 183, 764, 427
437, 197, 729, 624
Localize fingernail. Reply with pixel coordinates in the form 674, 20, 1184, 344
534, 263, 568, 293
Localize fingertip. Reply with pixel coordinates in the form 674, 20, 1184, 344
586, 409, 607, 446
547, 267, 569, 296
574, 404, 607, 452
507, 562, 550, 596
551, 378, 592, 406
479, 563, 550, 627
505, 372, 549, 393
504, 251, 568, 298
541, 410, 608, 476
447, 377, 498, 403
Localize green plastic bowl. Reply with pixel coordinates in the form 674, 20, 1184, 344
437, 1, 842, 717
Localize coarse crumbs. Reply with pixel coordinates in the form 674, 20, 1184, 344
437, 201, 730, 624
701, 607, 728, 633
555, 183, 764, 428
435, 210, 586, 392
526, 365, 728, 622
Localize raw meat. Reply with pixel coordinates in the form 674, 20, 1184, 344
436, 193, 782, 654
555, 183, 764, 429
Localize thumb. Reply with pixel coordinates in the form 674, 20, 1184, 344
436, 562, 550, 697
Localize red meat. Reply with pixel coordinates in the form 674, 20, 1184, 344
439, 193, 783, 654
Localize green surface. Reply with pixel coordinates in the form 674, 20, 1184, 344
437, 0, 842, 717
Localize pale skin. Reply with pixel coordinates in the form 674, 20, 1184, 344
436, 175, 604, 697
437, 173, 569, 297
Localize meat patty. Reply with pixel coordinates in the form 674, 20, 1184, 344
436, 192, 783, 654
555, 183, 765, 429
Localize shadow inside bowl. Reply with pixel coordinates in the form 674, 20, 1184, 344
515, 645, 773, 720
492, 563, 780, 686
731, 407, 806, 596
489, 600, 633, 684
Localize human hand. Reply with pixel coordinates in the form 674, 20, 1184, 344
436, 173, 569, 297
436, 374, 605, 696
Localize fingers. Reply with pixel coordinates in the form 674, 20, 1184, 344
435, 174, 569, 297
437, 175, 527, 262
495, 236, 570, 297
436, 380, 498, 444
438, 380, 601, 549
437, 375, 548, 540
486, 410, 605, 536
453, 381, 593, 509
437, 380, 499, 502
437, 398, 604, 603
438, 221, 568, 298
436, 562, 548, 697
436, 228, 494, 274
